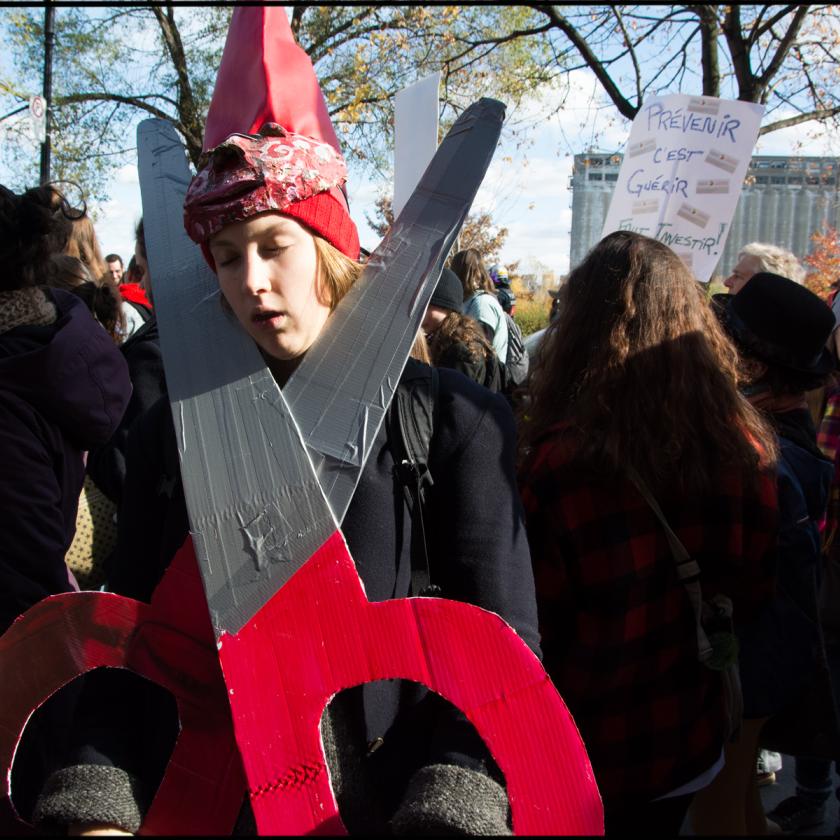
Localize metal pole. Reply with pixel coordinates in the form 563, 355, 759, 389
39, 2, 55, 184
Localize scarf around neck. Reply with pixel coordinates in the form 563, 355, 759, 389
0, 287, 58, 337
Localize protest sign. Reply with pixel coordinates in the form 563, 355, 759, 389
601, 94, 764, 282
393, 73, 440, 218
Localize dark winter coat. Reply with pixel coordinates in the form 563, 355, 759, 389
86, 310, 166, 505
0, 288, 132, 824
435, 341, 502, 392
35, 358, 539, 833
737, 408, 833, 718
0, 288, 132, 633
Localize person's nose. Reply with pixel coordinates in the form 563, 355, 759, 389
241, 252, 271, 296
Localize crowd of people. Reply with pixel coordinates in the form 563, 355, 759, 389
4, 159, 840, 834
2, 23, 840, 837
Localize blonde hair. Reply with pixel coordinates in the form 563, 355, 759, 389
311, 236, 429, 363
410, 330, 431, 364
64, 215, 109, 282
738, 242, 806, 284
313, 235, 363, 309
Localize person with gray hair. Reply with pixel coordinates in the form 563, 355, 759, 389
725, 242, 806, 294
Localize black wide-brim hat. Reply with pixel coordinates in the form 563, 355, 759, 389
712, 272, 836, 377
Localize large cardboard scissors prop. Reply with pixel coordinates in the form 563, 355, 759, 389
0, 13, 602, 837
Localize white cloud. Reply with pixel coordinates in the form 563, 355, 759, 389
114, 163, 139, 185
90, 177, 143, 264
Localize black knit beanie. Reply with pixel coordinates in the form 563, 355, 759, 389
429, 268, 464, 313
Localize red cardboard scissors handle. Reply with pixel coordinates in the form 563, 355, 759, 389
0, 546, 246, 836
1, 532, 603, 835
219, 530, 603, 836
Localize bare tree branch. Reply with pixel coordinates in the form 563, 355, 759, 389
756, 5, 811, 93
304, 8, 377, 59
610, 5, 642, 107
759, 105, 840, 133
695, 5, 721, 97
55, 92, 178, 128
151, 4, 202, 157
721, 5, 756, 99
440, 20, 556, 68
531, 4, 639, 120
751, 4, 800, 44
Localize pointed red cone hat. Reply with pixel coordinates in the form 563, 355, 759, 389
184, 6, 359, 260
202, 6, 340, 154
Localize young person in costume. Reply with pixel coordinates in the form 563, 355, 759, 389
518, 231, 779, 835
31, 9, 539, 835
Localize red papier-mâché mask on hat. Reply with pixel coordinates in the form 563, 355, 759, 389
183, 123, 349, 246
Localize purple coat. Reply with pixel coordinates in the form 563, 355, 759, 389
0, 288, 132, 632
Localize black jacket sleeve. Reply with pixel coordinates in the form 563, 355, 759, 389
429, 368, 539, 655
0, 396, 76, 632
87, 320, 167, 505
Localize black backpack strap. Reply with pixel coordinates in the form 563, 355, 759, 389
387, 362, 440, 596
126, 299, 153, 324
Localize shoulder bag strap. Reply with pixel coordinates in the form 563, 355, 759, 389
626, 466, 713, 664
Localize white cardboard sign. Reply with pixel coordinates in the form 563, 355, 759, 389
601, 94, 764, 282
393, 73, 440, 219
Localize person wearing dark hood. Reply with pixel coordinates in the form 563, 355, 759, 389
422, 268, 502, 392
0, 183, 132, 819
692, 273, 836, 834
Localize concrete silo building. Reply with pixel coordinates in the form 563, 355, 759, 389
569, 152, 840, 276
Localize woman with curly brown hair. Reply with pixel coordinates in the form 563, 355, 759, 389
518, 230, 780, 835
422, 268, 501, 391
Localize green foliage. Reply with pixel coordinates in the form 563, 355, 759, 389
513, 297, 550, 337
0, 6, 232, 200
1, 5, 560, 201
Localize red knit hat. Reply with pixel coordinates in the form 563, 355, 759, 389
183, 7, 359, 260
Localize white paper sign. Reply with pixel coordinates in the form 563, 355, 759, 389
29, 95, 46, 144
601, 94, 764, 282
393, 73, 440, 219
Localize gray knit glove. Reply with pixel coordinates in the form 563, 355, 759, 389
390, 763, 512, 836
33, 764, 144, 834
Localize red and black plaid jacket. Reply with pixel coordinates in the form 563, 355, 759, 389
519, 423, 778, 809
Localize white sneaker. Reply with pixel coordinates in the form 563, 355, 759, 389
758, 749, 783, 774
